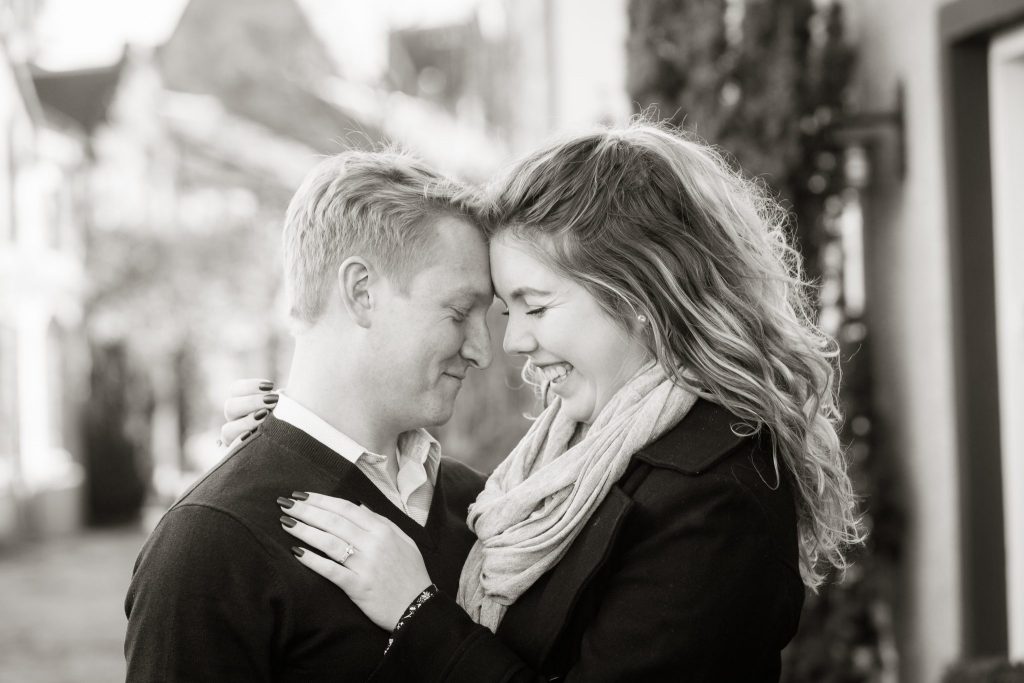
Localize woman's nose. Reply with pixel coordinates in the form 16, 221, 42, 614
502, 314, 536, 356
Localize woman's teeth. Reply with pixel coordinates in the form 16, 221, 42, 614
537, 363, 574, 385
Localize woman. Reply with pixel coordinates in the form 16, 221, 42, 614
222, 122, 861, 681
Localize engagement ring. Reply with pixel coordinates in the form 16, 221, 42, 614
340, 544, 357, 565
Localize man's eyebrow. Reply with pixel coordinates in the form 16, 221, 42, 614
445, 286, 494, 305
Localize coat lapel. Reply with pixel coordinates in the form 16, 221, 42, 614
497, 484, 635, 666
633, 397, 748, 475
495, 399, 750, 667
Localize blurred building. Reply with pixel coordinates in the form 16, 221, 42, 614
475, 0, 631, 154
385, 0, 630, 158
0, 0, 89, 543
67, 0, 381, 501
848, 0, 1024, 679
21, 0, 516, 507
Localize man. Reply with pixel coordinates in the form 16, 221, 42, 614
124, 150, 494, 681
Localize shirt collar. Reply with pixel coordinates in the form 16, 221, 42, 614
398, 429, 441, 483
273, 393, 367, 464
273, 393, 442, 479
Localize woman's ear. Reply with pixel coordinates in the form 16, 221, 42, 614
337, 257, 374, 328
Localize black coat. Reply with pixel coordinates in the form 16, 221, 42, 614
372, 399, 805, 682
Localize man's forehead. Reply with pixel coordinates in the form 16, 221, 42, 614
442, 282, 495, 303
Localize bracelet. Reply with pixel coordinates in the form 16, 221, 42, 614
384, 584, 438, 655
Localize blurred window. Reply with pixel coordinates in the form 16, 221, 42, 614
46, 320, 64, 449
2, 119, 15, 244
0, 323, 18, 461
45, 175, 65, 251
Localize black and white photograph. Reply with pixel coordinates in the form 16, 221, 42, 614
1, 0, 1023, 681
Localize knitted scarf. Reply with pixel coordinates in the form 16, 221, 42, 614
456, 362, 698, 631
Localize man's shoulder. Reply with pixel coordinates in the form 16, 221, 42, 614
174, 429, 310, 507
157, 429, 327, 548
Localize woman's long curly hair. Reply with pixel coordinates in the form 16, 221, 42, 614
484, 120, 864, 588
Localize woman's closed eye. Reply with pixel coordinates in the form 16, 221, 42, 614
500, 306, 548, 317
449, 306, 470, 323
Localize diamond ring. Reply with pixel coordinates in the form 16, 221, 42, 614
340, 544, 357, 565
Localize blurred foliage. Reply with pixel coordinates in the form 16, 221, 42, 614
627, 0, 903, 680
86, 222, 281, 358
943, 659, 1024, 683
82, 343, 152, 524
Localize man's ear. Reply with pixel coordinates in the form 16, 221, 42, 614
337, 257, 374, 328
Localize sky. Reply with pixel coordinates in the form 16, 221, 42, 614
33, 0, 483, 80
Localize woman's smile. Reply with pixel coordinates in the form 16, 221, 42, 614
530, 361, 575, 387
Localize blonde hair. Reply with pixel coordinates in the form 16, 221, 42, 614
283, 149, 480, 324
486, 120, 864, 588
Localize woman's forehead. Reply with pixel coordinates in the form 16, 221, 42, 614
489, 238, 568, 300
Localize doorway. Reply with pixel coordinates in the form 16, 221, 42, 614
989, 22, 1024, 659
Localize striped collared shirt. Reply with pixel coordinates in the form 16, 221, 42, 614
273, 393, 439, 525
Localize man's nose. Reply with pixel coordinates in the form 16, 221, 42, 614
502, 314, 536, 357
462, 313, 493, 370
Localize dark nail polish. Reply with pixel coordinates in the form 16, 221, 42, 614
350, 499, 361, 507
292, 546, 305, 558
259, 381, 274, 391
280, 515, 297, 528
263, 393, 279, 405
255, 408, 269, 420
277, 497, 294, 509
240, 429, 253, 441
291, 491, 309, 501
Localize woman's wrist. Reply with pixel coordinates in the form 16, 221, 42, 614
384, 583, 438, 654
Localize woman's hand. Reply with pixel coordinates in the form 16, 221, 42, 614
220, 378, 278, 447
278, 493, 432, 631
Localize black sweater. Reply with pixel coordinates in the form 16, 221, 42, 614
124, 415, 484, 682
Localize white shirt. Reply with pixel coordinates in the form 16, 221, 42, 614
273, 393, 439, 525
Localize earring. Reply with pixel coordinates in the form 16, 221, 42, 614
637, 314, 648, 324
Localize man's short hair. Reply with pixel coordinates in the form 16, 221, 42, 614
283, 149, 481, 324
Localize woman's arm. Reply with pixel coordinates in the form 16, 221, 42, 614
282, 466, 801, 682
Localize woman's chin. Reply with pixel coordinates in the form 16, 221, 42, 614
558, 396, 596, 424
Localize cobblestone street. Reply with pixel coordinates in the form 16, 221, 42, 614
0, 525, 148, 683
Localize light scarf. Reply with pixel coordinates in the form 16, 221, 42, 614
456, 362, 698, 631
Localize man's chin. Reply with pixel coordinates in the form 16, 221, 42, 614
416, 400, 457, 429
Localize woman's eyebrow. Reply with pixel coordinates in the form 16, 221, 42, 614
493, 287, 553, 306
509, 286, 552, 300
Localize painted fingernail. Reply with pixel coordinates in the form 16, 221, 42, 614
277, 497, 294, 509
263, 393, 279, 405
280, 515, 297, 528
351, 499, 361, 506
291, 546, 305, 558
240, 429, 253, 441
255, 408, 269, 420
259, 381, 274, 391
291, 491, 309, 501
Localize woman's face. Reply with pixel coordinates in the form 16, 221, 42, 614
490, 233, 652, 424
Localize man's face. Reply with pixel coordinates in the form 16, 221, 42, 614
368, 215, 493, 430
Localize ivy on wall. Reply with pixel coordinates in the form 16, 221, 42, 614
626, 1, 903, 679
